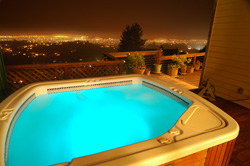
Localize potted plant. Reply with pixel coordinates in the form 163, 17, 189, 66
167, 55, 181, 77
167, 63, 180, 77
177, 55, 192, 74
145, 67, 151, 76
187, 64, 194, 73
195, 60, 201, 70
153, 49, 162, 73
126, 53, 146, 74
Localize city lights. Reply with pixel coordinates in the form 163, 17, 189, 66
0, 34, 207, 66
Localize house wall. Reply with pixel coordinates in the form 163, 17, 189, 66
201, 0, 250, 108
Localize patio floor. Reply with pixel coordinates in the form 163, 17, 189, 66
177, 69, 202, 88
151, 70, 250, 166
211, 97, 250, 166
151, 69, 202, 89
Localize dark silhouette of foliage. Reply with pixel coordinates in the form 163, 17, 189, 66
118, 23, 146, 52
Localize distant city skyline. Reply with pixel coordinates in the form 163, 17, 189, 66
0, 34, 207, 51
0, 34, 207, 66
0, 0, 215, 40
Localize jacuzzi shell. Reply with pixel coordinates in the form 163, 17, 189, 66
0, 74, 239, 166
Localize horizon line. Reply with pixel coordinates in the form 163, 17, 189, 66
0, 34, 208, 41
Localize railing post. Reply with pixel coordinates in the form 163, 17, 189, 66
119, 63, 123, 75
64, 67, 69, 79
156, 49, 163, 64
193, 55, 197, 66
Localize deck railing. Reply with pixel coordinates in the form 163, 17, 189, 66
5, 51, 205, 92
104, 50, 161, 69
160, 52, 205, 65
104, 50, 205, 72
5, 61, 124, 92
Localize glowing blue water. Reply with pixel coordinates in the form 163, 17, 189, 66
7, 84, 190, 166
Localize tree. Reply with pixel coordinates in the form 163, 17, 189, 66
118, 23, 146, 52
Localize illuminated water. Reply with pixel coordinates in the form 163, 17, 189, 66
7, 84, 190, 166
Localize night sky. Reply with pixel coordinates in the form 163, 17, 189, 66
0, 0, 215, 39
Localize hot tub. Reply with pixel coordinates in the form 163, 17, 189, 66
0, 75, 239, 166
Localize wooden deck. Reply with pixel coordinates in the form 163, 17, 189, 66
151, 69, 202, 90
211, 97, 250, 166
153, 70, 250, 166
177, 69, 202, 88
